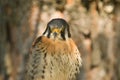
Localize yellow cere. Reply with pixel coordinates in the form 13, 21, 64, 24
52, 28, 62, 33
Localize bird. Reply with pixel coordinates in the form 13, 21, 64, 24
25, 18, 82, 80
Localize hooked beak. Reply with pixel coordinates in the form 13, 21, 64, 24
51, 28, 61, 37
53, 32, 58, 37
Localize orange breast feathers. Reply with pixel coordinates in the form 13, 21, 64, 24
39, 36, 78, 55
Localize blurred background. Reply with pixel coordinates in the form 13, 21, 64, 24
0, 0, 120, 80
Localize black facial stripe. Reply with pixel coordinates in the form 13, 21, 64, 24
61, 30, 66, 40
47, 31, 51, 38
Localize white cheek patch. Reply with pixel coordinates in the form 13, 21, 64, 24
65, 29, 69, 39
43, 31, 49, 37
50, 33, 55, 39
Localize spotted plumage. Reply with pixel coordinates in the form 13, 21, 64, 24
25, 18, 82, 80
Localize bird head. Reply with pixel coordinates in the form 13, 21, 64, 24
43, 18, 71, 40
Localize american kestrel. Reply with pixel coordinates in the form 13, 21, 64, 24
25, 18, 82, 80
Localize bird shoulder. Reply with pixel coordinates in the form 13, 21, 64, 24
32, 36, 42, 48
